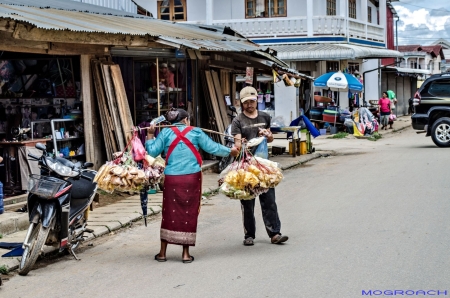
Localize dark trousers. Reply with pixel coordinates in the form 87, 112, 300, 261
240, 188, 281, 239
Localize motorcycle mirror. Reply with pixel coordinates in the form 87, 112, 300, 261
84, 162, 94, 168
35, 142, 46, 151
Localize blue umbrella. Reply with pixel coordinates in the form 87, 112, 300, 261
313, 71, 363, 130
314, 71, 363, 92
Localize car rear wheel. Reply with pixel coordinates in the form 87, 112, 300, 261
431, 117, 450, 147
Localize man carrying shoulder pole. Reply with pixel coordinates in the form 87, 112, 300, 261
231, 86, 289, 246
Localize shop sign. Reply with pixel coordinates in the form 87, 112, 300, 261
175, 49, 186, 58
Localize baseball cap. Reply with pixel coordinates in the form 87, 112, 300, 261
240, 86, 258, 103
160, 63, 168, 68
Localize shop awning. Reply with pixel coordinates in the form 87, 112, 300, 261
270, 43, 404, 60
385, 66, 431, 75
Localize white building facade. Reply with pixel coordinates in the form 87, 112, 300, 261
70, 0, 137, 13
136, 0, 403, 115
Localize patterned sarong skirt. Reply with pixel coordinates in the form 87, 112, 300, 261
160, 171, 202, 246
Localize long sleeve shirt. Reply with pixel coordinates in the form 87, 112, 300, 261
145, 124, 231, 175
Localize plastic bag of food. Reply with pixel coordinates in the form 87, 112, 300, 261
253, 137, 268, 159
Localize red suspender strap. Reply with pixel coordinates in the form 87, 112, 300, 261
165, 126, 203, 166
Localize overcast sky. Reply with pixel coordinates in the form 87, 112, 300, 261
392, 0, 450, 45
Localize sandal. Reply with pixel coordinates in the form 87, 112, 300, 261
271, 234, 289, 244
243, 237, 254, 246
154, 254, 167, 262
182, 256, 194, 263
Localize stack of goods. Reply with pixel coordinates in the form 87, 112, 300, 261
339, 109, 352, 122
94, 132, 165, 193
322, 109, 340, 123
94, 153, 165, 193
310, 107, 325, 120
218, 149, 283, 200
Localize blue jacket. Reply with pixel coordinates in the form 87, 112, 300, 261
145, 124, 231, 175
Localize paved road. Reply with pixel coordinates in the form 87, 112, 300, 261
2, 127, 449, 297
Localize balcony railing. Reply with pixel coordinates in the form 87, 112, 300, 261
184, 16, 385, 43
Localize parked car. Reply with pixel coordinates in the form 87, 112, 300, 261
411, 73, 450, 147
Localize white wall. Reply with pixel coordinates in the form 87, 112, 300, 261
362, 59, 380, 102
133, 0, 157, 16
287, 0, 307, 17
72, 0, 137, 12
151, 0, 381, 25
214, 0, 245, 20
274, 83, 298, 124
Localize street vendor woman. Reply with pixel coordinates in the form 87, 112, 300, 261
231, 86, 289, 246
145, 108, 239, 263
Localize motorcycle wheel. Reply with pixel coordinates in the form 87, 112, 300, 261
18, 222, 51, 276
218, 154, 233, 173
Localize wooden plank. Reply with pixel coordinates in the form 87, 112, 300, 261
187, 49, 197, 60
220, 69, 230, 97
204, 71, 225, 144
80, 55, 95, 165
94, 60, 117, 156
211, 70, 230, 128
91, 60, 113, 157
91, 60, 117, 157
100, 62, 126, 150
110, 64, 134, 142
194, 50, 205, 60
13, 23, 149, 46
200, 71, 220, 144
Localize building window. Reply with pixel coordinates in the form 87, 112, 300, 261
157, 0, 186, 21
410, 61, 417, 69
327, 0, 336, 16
367, 6, 372, 23
245, 0, 286, 18
326, 61, 339, 72
348, 0, 356, 19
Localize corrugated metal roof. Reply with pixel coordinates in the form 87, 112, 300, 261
271, 44, 404, 60
386, 66, 431, 75
0, 0, 139, 17
0, 1, 261, 51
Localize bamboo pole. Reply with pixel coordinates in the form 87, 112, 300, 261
132, 125, 242, 141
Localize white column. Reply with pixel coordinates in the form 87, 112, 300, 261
361, 0, 368, 38
307, 0, 313, 37
206, 0, 213, 25
339, 0, 347, 42
379, 0, 387, 44
339, 0, 346, 16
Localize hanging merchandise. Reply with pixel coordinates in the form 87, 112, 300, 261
282, 74, 294, 87
218, 141, 283, 200
265, 91, 271, 103
272, 69, 283, 83
245, 67, 254, 85
93, 130, 165, 193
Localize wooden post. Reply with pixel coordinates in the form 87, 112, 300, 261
80, 55, 104, 169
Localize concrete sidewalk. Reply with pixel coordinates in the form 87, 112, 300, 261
0, 116, 412, 272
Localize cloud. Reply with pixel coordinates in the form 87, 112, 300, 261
429, 7, 450, 17
395, 6, 450, 32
